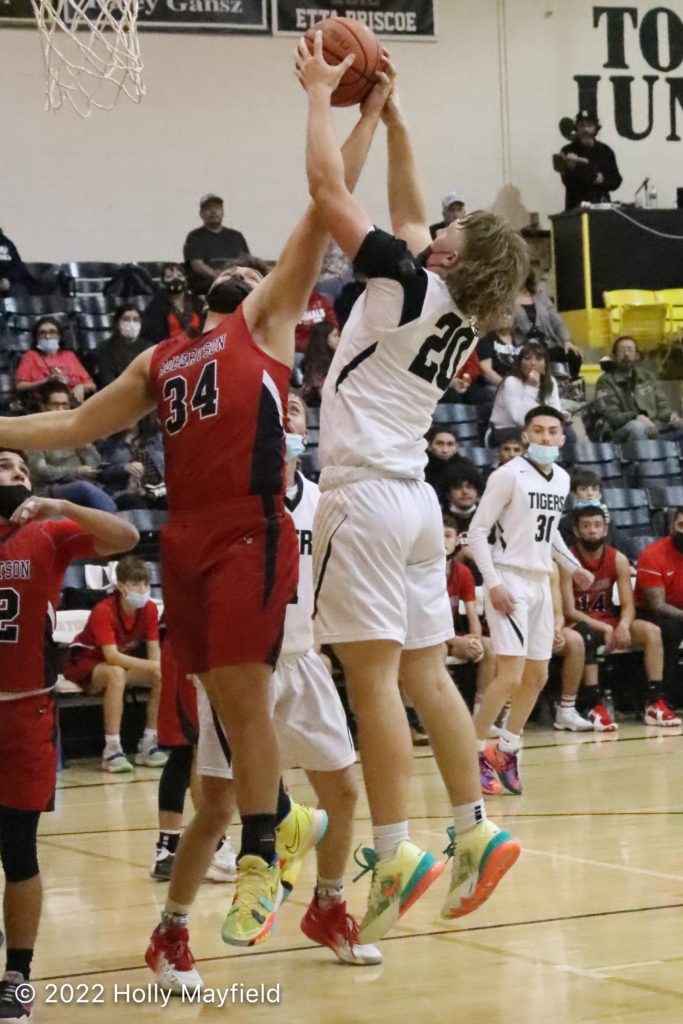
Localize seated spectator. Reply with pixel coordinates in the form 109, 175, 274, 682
424, 427, 476, 503
0, 226, 63, 298
301, 320, 339, 406
551, 564, 592, 732
563, 505, 669, 729
594, 335, 683, 442
63, 555, 167, 773
97, 305, 154, 387
444, 515, 495, 711
15, 316, 95, 406
635, 509, 683, 724
489, 340, 569, 446
496, 430, 524, 468
183, 193, 249, 295
514, 270, 581, 378
443, 465, 483, 535
476, 311, 519, 392
559, 468, 619, 547
429, 190, 466, 239
295, 288, 339, 353
27, 382, 118, 512
140, 263, 203, 345
97, 415, 166, 510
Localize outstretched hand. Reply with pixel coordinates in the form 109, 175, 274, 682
360, 52, 396, 121
9, 496, 65, 527
295, 30, 356, 94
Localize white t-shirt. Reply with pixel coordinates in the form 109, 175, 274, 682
319, 228, 477, 484
282, 471, 318, 655
490, 375, 562, 430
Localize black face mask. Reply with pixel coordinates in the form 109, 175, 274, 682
672, 532, 683, 553
580, 537, 604, 553
165, 279, 186, 294
0, 484, 31, 521
415, 245, 432, 268
206, 278, 252, 314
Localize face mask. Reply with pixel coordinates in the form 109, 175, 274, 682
0, 484, 31, 521
285, 433, 306, 462
165, 279, 186, 294
575, 499, 602, 509
37, 338, 59, 355
206, 277, 252, 314
580, 537, 604, 552
672, 532, 683, 554
119, 321, 141, 340
121, 587, 150, 609
526, 443, 559, 466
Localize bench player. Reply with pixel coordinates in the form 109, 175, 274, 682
0, 450, 138, 1020
296, 36, 527, 944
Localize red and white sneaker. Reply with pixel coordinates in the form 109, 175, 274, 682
145, 924, 203, 995
644, 699, 681, 727
587, 704, 618, 732
301, 897, 382, 965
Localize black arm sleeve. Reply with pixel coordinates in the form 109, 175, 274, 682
353, 227, 420, 282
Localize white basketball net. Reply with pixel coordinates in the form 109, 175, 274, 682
31, 0, 145, 116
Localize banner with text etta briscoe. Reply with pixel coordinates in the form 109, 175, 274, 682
0, 0, 270, 32
273, 0, 436, 40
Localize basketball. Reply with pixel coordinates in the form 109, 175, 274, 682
304, 17, 383, 107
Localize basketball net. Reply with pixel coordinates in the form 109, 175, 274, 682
31, 0, 145, 116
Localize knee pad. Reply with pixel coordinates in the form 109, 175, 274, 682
0, 808, 40, 883
573, 623, 600, 665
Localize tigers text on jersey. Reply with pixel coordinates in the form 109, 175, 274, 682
319, 228, 477, 484
468, 455, 580, 589
150, 304, 290, 513
283, 471, 318, 655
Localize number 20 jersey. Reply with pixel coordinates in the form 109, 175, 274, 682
150, 304, 291, 513
319, 228, 477, 481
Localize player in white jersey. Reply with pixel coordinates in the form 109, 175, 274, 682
467, 406, 593, 795
146, 393, 380, 992
297, 36, 528, 944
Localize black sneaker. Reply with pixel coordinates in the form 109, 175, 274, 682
149, 847, 174, 881
0, 971, 33, 1020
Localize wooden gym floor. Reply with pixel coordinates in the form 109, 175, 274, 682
28, 722, 683, 1023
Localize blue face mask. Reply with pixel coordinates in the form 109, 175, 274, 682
285, 433, 306, 462
122, 587, 150, 610
526, 443, 560, 466
575, 498, 602, 509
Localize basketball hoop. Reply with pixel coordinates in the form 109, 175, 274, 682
31, 0, 145, 116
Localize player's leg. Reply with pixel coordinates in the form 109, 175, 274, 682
573, 623, 618, 731
123, 662, 167, 767
0, 807, 41, 1020
151, 745, 194, 881
89, 663, 133, 772
554, 627, 593, 731
632, 619, 680, 725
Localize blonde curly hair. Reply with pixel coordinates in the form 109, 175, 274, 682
443, 211, 529, 331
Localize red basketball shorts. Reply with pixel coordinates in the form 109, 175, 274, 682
161, 495, 299, 675
0, 692, 58, 812
157, 638, 199, 747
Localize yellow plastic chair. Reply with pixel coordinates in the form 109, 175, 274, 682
602, 289, 666, 350
654, 288, 683, 336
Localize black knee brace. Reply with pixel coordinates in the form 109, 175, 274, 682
158, 745, 193, 815
0, 807, 40, 883
573, 622, 601, 666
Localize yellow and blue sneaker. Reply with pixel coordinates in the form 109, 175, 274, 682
276, 801, 328, 877
221, 855, 282, 947
441, 820, 520, 920
354, 840, 445, 944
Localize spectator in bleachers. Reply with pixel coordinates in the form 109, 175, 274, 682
301, 320, 339, 406
563, 506, 671, 728
97, 415, 166, 510
594, 335, 683, 442
27, 382, 117, 512
476, 311, 518, 392
140, 263, 203, 346
295, 288, 339, 353
635, 509, 683, 724
496, 431, 524, 467
63, 555, 167, 773
488, 339, 565, 446
15, 316, 95, 406
183, 193, 250, 295
429, 190, 466, 239
559, 468, 618, 547
443, 465, 483, 534
0, 227, 61, 298
514, 270, 581, 378
424, 426, 476, 503
97, 305, 153, 388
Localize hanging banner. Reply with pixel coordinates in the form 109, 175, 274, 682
272, 0, 436, 40
0, 0, 269, 32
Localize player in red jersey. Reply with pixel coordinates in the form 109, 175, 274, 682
561, 505, 666, 731
0, 449, 138, 1019
0, 65, 393, 950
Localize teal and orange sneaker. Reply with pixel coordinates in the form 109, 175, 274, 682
276, 801, 328, 877
441, 820, 520, 920
354, 840, 445, 944
221, 855, 282, 947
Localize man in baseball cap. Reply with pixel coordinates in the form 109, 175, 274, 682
553, 110, 622, 210
183, 193, 250, 295
429, 190, 467, 239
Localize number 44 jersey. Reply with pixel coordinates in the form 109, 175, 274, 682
319, 228, 477, 481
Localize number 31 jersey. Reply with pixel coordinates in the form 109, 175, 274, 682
319, 228, 477, 481
150, 304, 291, 513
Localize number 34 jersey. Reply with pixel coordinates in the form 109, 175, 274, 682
150, 304, 291, 513
319, 228, 477, 481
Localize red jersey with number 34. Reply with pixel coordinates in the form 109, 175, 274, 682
0, 519, 97, 695
571, 544, 619, 621
150, 305, 291, 514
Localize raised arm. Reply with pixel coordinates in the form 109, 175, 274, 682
0, 349, 156, 452
383, 90, 431, 255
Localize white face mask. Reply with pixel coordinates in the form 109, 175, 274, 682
119, 320, 141, 341
37, 337, 60, 355
122, 587, 150, 609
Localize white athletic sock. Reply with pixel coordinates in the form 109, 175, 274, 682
560, 694, 576, 710
373, 821, 409, 860
498, 728, 522, 754
104, 734, 122, 753
452, 800, 487, 835
142, 728, 157, 748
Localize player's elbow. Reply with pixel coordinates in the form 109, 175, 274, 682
98, 522, 139, 558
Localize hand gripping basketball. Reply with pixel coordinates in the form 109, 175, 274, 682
295, 31, 357, 97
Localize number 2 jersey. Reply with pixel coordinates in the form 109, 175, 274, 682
0, 519, 97, 698
319, 228, 477, 483
468, 455, 581, 589
149, 304, 290, 513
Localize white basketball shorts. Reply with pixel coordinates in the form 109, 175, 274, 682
484, 567, 553, 661
196, 648, 355, 778
312, 477, 454, 649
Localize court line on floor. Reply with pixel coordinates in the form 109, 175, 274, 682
507, 845, 683, 883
